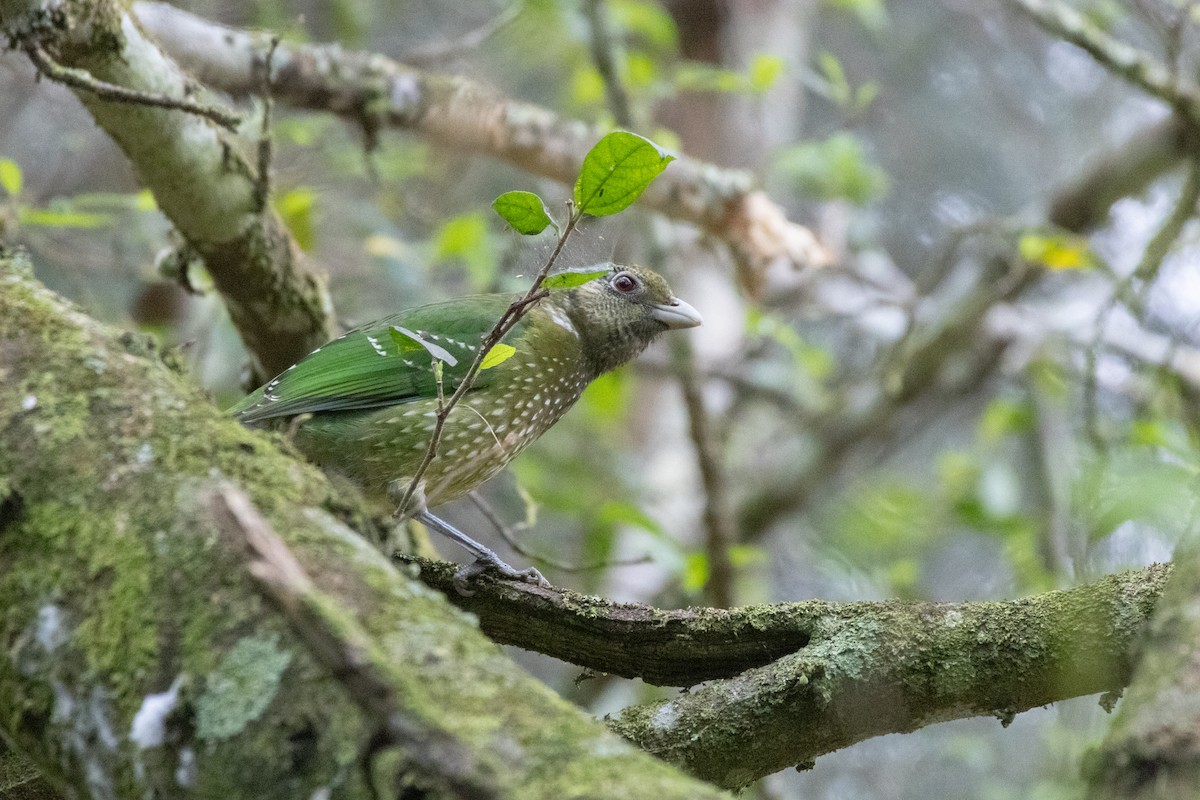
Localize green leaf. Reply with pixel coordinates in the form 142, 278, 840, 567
388, 326, 459, 366
542, 268, 609, 290
816, 51, 851, 107
492, 191, 554, 235
775, 133, 889, 205
749, 54, 785, 92
573, 131, 674, 217
674, 62, 744, 93
275, 187, 316, 252
682, 552, 709, 593
18, 207, 112, 228
1017, 232, 1096, 270
0, 159, 22, 197
434, 212, 494, 290
480, 343, 516, 370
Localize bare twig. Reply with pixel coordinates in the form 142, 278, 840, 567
673, 338, 737, 608
401, 3, 524, 66
254, 36, 281, 212
467, 491, 651, 573
24, 40, 242, 130
583, 0, 634, 129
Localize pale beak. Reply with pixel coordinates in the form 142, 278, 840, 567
650, 297, 703, 329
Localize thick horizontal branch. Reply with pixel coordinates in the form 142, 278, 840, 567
405, 558, 810, 686
609, 565, 1169, 790
132, 1, 829, 276
1, 0, 335, 378
411, 559, 1165, 730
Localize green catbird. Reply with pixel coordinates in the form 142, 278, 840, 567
230, 264, 701, 586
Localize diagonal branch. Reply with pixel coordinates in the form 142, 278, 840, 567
1007, 0, 1200, 127
131, 0, 829, 276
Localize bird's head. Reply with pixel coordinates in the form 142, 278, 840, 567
557, 263, 702, 376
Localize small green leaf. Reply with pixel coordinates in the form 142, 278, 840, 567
275, 187, 316, 251
0, 159, 23, 197
682, 552, 709, 592
817, 51, 851, 107
573, 131, 674, 217
542, 268, 609, 290
492, 191, 554, 235
480, 343, 516, 370
1018, 232, 1095, 270
389, 326, 459, 366
749, 54, 785, 92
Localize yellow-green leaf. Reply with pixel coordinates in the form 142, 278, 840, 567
0, 159, 23, 197
543, 269, 609, 290
749, 54, 785, 93
480, 343, 516, 370
1018, 233, 1095, 270
275, 187, 316, 252
18, 208, 111, 228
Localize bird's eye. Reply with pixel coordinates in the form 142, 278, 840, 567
613, 273, 639, 293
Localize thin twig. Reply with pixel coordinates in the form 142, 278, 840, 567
395, 210, 581, 515
401, 2, 524, 66
254, 36, 281, 212
583, 0, 634, 129
25, 40, 242, 131
467, 491, 651, 573
673, 338, 737, 608
1007, 0, 1200, 127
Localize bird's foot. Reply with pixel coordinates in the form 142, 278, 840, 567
453, 553, 550, 595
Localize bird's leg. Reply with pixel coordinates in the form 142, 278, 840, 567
414, 511, 550, 593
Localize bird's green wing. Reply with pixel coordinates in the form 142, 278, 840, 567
229, 294, 523, 423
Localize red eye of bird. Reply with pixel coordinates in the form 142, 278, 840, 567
613, 273, 638, 293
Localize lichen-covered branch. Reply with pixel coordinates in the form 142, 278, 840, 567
131, 0, 829, 276
0, 251, 727, 799
1086, 551, 1200, 798
410, 558, 1167, 739
608, 565, 1169, 790
0, 0, 335, 378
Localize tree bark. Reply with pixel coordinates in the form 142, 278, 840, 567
1086, 542, 1200, 799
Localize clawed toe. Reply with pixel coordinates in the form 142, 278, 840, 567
452, 555, 550, 594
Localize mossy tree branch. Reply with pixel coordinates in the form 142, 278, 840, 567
609, 566, 1168, 789
0, 251, 727, 799
0, 0, 335, 379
